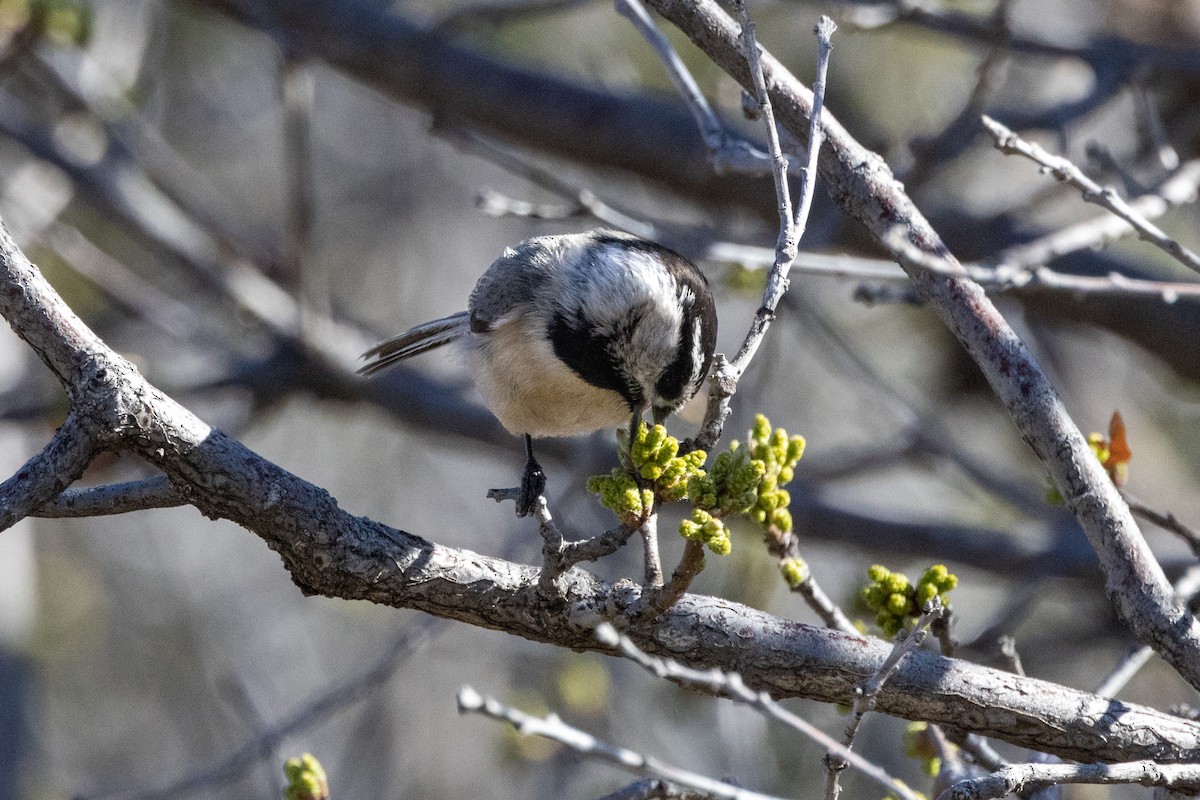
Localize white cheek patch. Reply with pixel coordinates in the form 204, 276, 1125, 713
687, 315, 706, 392
569, 245, 686, 395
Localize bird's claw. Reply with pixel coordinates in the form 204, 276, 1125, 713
516, 457, 546, 518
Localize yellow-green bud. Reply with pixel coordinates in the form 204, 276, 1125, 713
780, 557, 808, 588
284, 753, 329, 800
587, 469, 652, 524
679, 508, 732, 555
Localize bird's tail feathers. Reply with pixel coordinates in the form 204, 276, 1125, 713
358, 312, 470, 376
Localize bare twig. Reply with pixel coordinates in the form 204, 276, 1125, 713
532, 496, 643, 588
0, 412, 98, 531
639, 513, 664, 587
734, 0, 795, 264
1123, 492, 1200, 558
650, 539, 705, 614
997, 636, 1025, 677
594, 778, 707, 799
982, 116, 1200, 276
828, 599, 944, 800
759, 523, 857, 634
982, 158, 1200, 280
732, 12, 836, 366
595, 623, 923, 800
691, 12, 835, 452
788, 567, 858, 634
32, 475, 184, 517
457, 686, 790, 800
616, 0, 777, 177
935, 760, 1200, 800
853, 602, 945, 707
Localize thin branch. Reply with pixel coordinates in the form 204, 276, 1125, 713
935, 760, 1200, 800
0, 412, 98, 531
728, 10, 836, 376
691, 12, 835, 452
455, 124, 1200, 305
533, 498, 641, 591
639, 513, 664, 587
981, 158, 1200, 279
650, 539, 705, 614
759, 523, 857, 634
593, 778, 707, 800
789, 570, 858, 634
733, 0, 794, 250
982, 116, 1200, 276
1123, 492, 1200, 558
594, 624, 921, 800
616, 0, 777, 176
792, 17, 835, 237
457, 686, 790, 800
828, 600, 944, 800
561, 525, 641, 570
32, 475, 184, 517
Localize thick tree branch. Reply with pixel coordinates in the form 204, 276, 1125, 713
1, 217, 1199, 763
644, 0, 1200, 692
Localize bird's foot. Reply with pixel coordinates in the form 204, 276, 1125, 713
516, 454, 546, 518
488, 435, 547, 518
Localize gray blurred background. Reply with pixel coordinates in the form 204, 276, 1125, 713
0, 0, 1198, 797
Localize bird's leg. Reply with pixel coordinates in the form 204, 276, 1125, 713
517, 433, 547, 518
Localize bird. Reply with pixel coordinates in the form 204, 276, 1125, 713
359, 229, 718, 516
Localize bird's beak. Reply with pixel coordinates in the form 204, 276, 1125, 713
651, 406, 670, 426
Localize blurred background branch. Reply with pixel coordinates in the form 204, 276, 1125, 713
0, 0, 1196, 797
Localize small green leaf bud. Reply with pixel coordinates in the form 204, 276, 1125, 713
780, 557, 808, 588
284, 753, 329, 800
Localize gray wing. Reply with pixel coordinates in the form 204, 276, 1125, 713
358, 312, 470, 376
467, 234, 577, 330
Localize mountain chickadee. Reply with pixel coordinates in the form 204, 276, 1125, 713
359, 229, 718, 516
